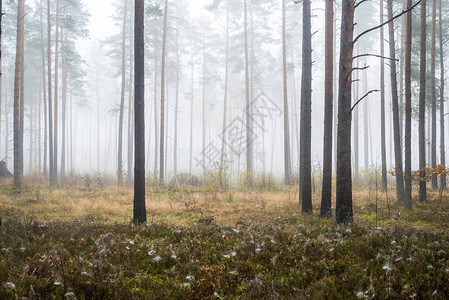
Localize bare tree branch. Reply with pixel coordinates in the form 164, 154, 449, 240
354, 0, 421, 44
350, 90, 380, 113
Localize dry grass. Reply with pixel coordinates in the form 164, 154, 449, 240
1, 179, 449, 230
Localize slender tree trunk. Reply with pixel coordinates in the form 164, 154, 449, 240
321, 0, 333, 217
418, 0, 426, 203
47, 0, 54, 185
118, 0, 127, 185
133, 0, 146, 225
282, 0, 291, 185
300, 0, 312, 212
202, 36, 206, 176
336, 0, 354, 224
153, 27, 159, 180
244, 0, 253, 184
159, 0, 168, 184
387, 0, 405, 203
53, 0, 59, 182
220, 0, 229, 179
380, 0, 387, 190
354, 41, 359, 179
405, 0, 415, 208
173, 25, 179, 177
430, 0, 437, 190
439, 0, 446, 190
61, 44, 66, 178
40, 0, 48, 177
14, 0, 25, 187
128, 8, 134, 186
363, 59, 369, 172
189, 43, 194, 175
0, 0, 2, 156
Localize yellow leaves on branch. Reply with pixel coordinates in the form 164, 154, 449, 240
390, 165, 448, 183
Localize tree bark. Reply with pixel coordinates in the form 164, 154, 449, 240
159, 0, 168, 184
244, 0, 253, 184
40, 0, 48, 177
321, 0, 333, 217
53, 0, 59, 182
380, 0, 387, 190
336, 0, 354, 224
133, 0, 146, 225
439, 0, 446, 190
418, 0, 426, 204
430, 0, 437, 190
282, 0, 292, 185
118, 0, 127, 186
300, 0, 312, 213
127, 6, 134, 186
47, 0, 54, 185
387, 0, 405, 203
61, 33, 67, 178
404, 0, 414, 208
14, 0, 25, 187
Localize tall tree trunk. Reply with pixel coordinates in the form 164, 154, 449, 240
336, 0, 354, 224
430, 0, 437, 190
220, 0, 230, 182
202, 36, 206, 176
244, 0, 253, 184
47, 0, 54, 185
40, 0, 48, 177
159, 0, 168, 184
404, 0, 414, 208
14, 0, 25, 187
300, 0, 312, 212
282, 0, 291, 184
354, 41, 359, 179
133, 0, 146, 225
418, 0, 426, 204
363, 59, 369, 172
127, 8, 134, 186
439, 0, 446, 190
380, 0, 387, 190
61, 43, 66, 178
387, 0, 405, 203
321, 0, 333, 217
189, 43, 194, 175
118, 0, 127, 185
153, 27, 159, 180
174, 24, 179, 177
53, 0, 59, 182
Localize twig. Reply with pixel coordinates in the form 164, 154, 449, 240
350, 90, 380, 113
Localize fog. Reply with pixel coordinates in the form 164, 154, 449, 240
0, 0, 442, 184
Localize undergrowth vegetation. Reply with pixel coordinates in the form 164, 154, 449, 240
1, 180, 449, 298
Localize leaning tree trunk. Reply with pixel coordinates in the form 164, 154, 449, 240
430, 0, 437, 190
282, 0, 291, 185
300, 0, 312, 213
159, 0, 168, 184
14, 0, 25, 187
118, 0, 127, 186
387, 0, 405, 203
439, 0, 446, 190
133, 0, 146, 225
336, 0, 354, 224
418, 0, 426, 204
380, 0, 387, 191
320, 0, 333, 217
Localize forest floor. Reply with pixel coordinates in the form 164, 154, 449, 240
1, 179, 449, 298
